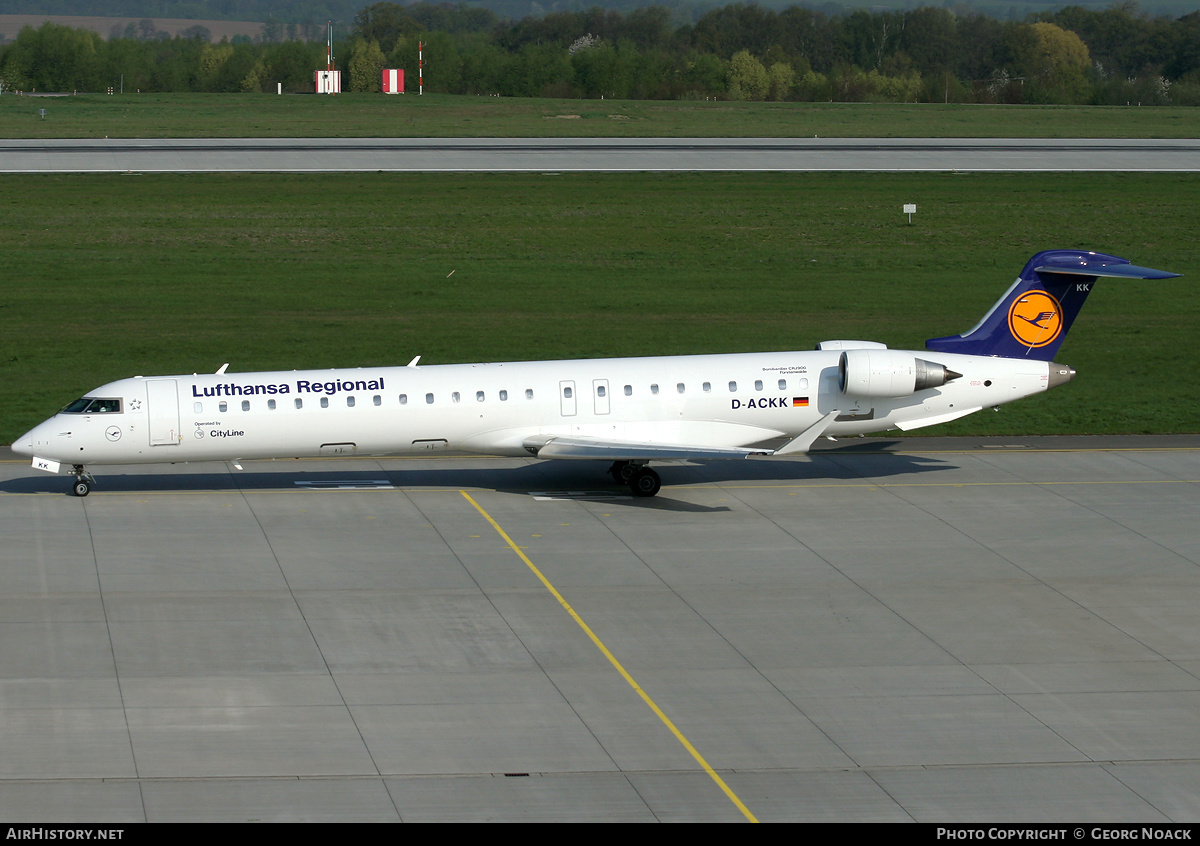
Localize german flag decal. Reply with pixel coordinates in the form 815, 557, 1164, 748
792, 397, 809, 407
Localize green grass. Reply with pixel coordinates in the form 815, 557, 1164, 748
2, 170, 1197, 441
5, 93, 1200, 138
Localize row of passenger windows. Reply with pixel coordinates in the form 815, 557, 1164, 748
191, 378, 809, 414
594, 378, 805, 397
196, 376, 816, 415
194, 389, 533, 414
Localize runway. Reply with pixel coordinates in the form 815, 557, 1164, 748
2, 436, 1199, 822
2, 137, 1199, 172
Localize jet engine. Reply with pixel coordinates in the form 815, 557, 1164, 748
839, 349, 961, 398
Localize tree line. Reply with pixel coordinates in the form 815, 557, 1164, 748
2, 1, 1199, 105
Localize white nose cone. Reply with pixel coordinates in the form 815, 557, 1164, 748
12, 428, 35, 457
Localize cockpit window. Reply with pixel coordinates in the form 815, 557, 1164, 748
60, 398, 122, 414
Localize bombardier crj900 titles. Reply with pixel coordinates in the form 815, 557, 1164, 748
13, 250, 1180, 498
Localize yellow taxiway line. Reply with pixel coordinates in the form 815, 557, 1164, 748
460, 489, 759, 823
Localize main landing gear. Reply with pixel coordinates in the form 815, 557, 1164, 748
71, 465, 94, 497
609, 461, 661, 498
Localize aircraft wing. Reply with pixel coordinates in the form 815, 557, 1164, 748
523, 412, 841, 461
524, 436, 770, 461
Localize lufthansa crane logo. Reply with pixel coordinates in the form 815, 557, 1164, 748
1008, 290, 1063, 348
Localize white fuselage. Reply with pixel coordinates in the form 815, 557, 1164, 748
15, 349, 1053, 468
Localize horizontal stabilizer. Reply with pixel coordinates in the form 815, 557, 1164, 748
1035, 263, 1180, 280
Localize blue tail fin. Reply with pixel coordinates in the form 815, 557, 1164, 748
925, 250, 1179, 360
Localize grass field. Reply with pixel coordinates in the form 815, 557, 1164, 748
4, 93, 1200, 138
2, 170, 1196, 442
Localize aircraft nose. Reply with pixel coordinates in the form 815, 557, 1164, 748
12, 427, 36, 457
12, 416, 56, 458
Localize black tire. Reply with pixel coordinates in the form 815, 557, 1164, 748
611, 463, 636, 484
73, 480, 91, 497
629, 468, 661, 498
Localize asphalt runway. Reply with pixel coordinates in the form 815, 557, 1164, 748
3, 137, 1199, 172
2, 435, 1199, 822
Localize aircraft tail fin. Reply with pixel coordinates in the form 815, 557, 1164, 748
925, 250, 1179, 361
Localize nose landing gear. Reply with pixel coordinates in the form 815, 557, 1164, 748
71, 465, 94, 497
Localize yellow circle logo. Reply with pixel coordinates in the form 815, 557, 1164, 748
1008, 290, 1063, 348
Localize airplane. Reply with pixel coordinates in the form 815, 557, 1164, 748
12, 250, 1180, 499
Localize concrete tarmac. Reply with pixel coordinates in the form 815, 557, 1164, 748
3, 137, 1200, 172
2, 435, 1199, 821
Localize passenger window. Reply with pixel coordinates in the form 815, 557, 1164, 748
651, 384, 659, 395
729, 381, 737, 392
500, 390, 508, 401
268, 399, 277, 410
563, 386, 572, 399
624, 385, 632, 396
194, 402, 202, 413
426, 393, 434, 404
399, 394, 407, 405
295, 398, 303, 410
347, 396, 355, 407
477, 391, 485, 402
597, 385, 606, 397
373, 395, 381, 406
320, 397, 329, 408
755, 380, 763, 391
703, 382, 711, 392
452, 392, 460, 403
677, 383, 685, 394
778, 379, 787, 390
241, 400, 250, 411
525, 389, 533, 399
219, 401, 228, 413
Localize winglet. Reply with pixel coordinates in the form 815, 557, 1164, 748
406, 356, 421, 368
216, 363, 229, 375
771, 410, 840, 456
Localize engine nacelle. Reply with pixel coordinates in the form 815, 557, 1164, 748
839, 349, 960, 398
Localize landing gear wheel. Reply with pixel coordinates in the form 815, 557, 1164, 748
70, 465, 93, 497
609, 461, 636, 484
628, 467, 661, 498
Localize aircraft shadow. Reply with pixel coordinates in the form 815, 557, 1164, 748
0, 444, 953, 511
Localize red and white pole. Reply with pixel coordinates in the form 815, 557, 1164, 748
418, 41, 424, 95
